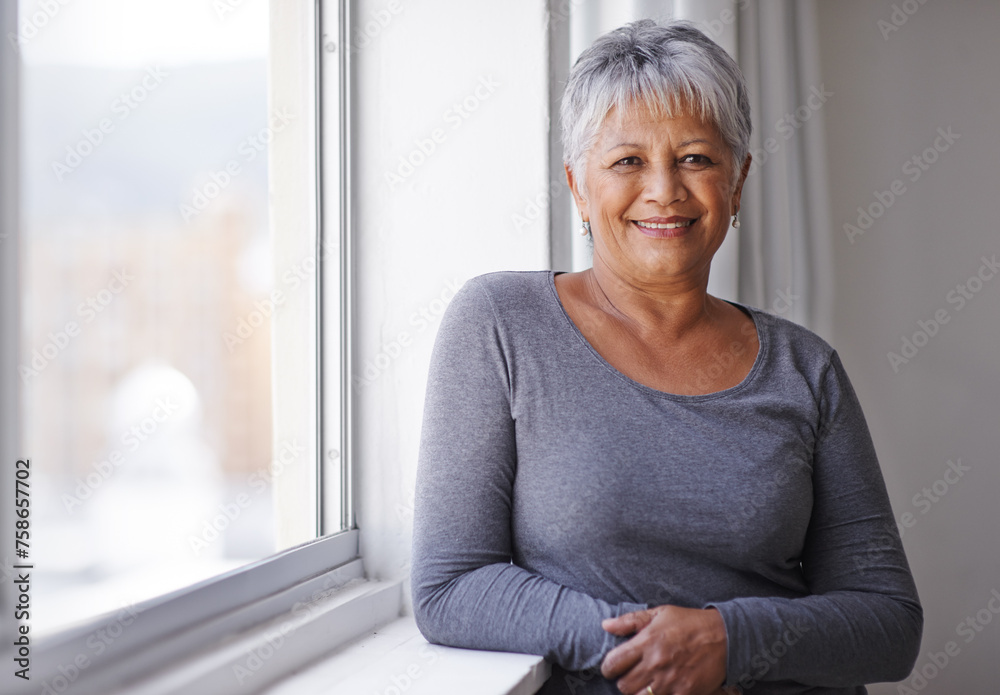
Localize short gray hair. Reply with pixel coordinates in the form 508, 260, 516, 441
560, 19, 752, 181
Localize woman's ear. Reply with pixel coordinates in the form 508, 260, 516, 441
731, 153, 752, 213
564, 163, 589, 221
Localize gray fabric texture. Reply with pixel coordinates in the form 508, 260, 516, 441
411, 271, 921, 694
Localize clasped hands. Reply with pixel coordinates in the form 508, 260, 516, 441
601, 605, 740, 695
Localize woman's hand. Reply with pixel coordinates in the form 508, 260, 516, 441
601, 605, 732, 695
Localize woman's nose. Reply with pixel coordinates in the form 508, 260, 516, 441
642, 164, 687, 206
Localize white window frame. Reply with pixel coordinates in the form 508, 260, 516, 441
269, 0, 353, 545
0, 2, 404, 693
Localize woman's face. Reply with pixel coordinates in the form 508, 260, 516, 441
567, 101, 750, 288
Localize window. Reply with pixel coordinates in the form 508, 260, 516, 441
3, 1, 369, 691
16, 0, 288, 635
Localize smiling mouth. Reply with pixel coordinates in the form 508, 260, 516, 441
633, 220, 694, 230
632, 219, 695, 237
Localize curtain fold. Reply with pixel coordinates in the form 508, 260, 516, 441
737, 0, 834, 336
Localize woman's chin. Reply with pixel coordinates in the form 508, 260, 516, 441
624, 259, 706, 284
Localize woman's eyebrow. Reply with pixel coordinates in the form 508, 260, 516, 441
677, 138, 715, 148
605, 142, 642, 152
605, 137, 718, 153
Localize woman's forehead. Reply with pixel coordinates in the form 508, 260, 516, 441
597, 101, 724, 146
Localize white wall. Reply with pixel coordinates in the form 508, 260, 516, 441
818, 1, 1000, 691
350, 0, 550, 587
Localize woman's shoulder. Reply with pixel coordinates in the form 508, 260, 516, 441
736, 303, 840, 382
742, 304, 833, 349
464, 270, 554, 300
438, 270, 557, 331
449, 270, 557, 320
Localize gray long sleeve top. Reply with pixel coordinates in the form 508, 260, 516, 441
411, 271, 922, 694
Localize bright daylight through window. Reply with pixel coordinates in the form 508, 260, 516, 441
16, 0, 322, 636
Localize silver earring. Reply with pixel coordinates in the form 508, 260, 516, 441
580, 221, 591, 236
732, 212, 740, 229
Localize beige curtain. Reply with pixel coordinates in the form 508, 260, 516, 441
736, 0, 834, 336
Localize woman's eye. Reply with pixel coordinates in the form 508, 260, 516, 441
614, 156, 642, 167
679, 154, 714, 166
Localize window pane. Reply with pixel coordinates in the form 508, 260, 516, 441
17, 0, 293, 635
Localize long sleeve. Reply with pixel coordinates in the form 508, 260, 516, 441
710, 351, 923, 690
410, 278, 644, 672
411, 270, 922, 694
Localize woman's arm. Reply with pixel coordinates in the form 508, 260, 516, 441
707, 350, 922, 689
411, 278, 645, 672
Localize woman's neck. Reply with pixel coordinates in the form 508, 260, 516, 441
585, 257, 722, 341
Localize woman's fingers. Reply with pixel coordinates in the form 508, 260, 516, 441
600, 606, 728, 695
601, 607, 661, 677
600, 612, 659, 680
602, 608, 655, 636
600, 638, 643, 680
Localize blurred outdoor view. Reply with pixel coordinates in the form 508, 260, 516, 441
18, 0, 279, 635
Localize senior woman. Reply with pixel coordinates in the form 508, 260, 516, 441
411, 20, 921, 695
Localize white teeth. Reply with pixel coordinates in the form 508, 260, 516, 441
635, 220, 693, 229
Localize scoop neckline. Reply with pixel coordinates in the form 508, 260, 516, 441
546, 270, 767, 402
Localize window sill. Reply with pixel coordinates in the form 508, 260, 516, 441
5, 527, 548, 695
116, 576, 403, 694
262, 615, 551, 695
